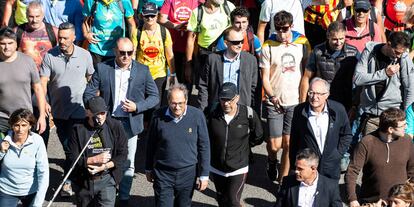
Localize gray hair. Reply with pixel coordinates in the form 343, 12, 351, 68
58, 22, 75, 33
309, 77, 330, 93
27, 1, 44, 14
167, 83, 188, 102
296, 148, 319, 168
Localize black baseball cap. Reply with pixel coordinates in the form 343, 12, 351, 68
85, 96, 107, 115
219, 82, 238, 100
142, 2, 158, 16
354, 0, 371, 10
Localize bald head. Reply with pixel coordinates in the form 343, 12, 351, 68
115, 38, 134, 68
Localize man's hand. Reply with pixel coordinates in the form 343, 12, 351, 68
196, 179, 208, 191
88, 164, 106, 175
270, 96, 284, 113
385, 63, 400, 77
174, 22, 188, 31
45, 102, 51, 117
0, 141, 10, 153
146, 171, 154, 182
349, 200, 360, 207
85, 32, 100, 44
91, 151, 111, 164
122, 99, 137, 113
36, 115, 47, 134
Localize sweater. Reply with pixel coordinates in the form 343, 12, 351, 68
0, 132, 49, 207
346, 131, 414, 203
145, 106, 210, 177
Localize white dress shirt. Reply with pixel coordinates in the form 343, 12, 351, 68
298, 174, 319, 207
308, 105, 329, 153
112, 62, 131, 117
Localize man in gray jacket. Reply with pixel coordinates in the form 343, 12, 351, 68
198, 28, 258, 112
354, 31, 414, 135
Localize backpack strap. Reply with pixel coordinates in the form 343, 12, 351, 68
16, 23, 27, 48
246, 105, 253, 134
247, 26, 255, 55
196, 4, 204, 33
369, 19, 375, 40
45, 23, 57, 47
117, 0, 126, 37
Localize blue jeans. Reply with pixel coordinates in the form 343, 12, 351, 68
0, 191, 36, 207
117, 118, 138, 200
76, 174, 116, 207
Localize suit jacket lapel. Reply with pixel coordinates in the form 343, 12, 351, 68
217, 56, 224, 85
292, 183, 299, 207
314, 176, 323, 206
127, 62, 137, 98
238, 53, 247, 92
109, 61, 116, 102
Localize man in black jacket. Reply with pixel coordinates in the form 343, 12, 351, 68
207, 82, 263, 207
290, 78, 352, 180
67, 96, 128, 207
276, 148, 342, 207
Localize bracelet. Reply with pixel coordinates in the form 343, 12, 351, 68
103, 163, 108, 171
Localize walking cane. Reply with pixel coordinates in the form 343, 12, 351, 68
46, 129, 100, 207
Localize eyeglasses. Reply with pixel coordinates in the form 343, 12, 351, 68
275, 25, 291, 33
119, 50, 133, 56
143, 15, 157, 19
355, 9, 369, 13
307, 91, 328, 97
219, 96, 237, 103
170, 102, 186, 107
227, 39, 244, 45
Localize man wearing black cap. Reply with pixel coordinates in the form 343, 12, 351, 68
67, 96, 128, 207
207, 82, 263, 207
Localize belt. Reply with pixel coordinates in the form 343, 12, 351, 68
90, 173, 110, 181
112, 116, 128, 121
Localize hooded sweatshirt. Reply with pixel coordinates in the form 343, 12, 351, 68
346, 131, 414, 203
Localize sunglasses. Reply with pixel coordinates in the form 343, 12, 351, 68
143, 15, 157, 19
227, 39, 244, 45
119, 50, 133, 56
275, 25, 291, 32
355, 9, 369, 13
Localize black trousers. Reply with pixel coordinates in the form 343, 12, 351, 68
211, 172, 247, 207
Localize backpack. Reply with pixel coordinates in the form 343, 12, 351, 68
16, 22, 57, 48
195, 0, 231, 33
207, 102, 260, 146
343, 19, 375, 41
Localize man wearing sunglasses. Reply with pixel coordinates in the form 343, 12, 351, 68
290, 78, 352, 182
354, 31, 414, 136
198, 28, 258, 113
343, 0, 382, 53
260, 10, 311, 184
84, 37, 159, 205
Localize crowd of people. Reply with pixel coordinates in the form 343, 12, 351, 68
1, 0, 414, 206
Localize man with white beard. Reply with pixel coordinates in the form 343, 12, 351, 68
185, 0, 235, 85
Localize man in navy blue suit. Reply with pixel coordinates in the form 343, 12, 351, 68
276, 148, 342, 207
83, 37, 159, 204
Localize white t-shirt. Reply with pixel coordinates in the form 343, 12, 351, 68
259, 0, 307, 35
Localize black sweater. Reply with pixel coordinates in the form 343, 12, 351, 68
207, 104, 263, 172
145, 106, 210, 177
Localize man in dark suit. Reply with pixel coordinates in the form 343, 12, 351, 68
290, 77, 352, 181
276, 148, 342, 207
83, 37, 159, 204
197, 27, 258, 112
